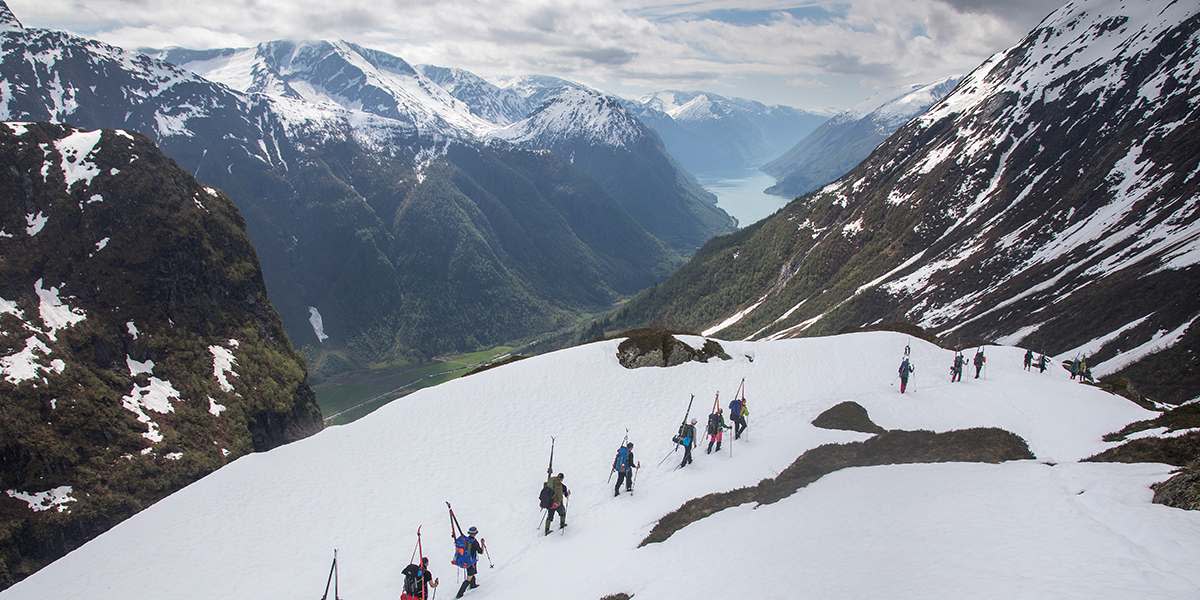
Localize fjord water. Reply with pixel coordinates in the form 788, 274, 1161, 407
699, 168, 790, 228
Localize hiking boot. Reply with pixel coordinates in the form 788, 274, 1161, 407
544, 528, 552, 536
715, 443, 722, 451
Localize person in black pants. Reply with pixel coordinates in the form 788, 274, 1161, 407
729, 397, 748, 439
679, 419, 698, 468
454, 528, 483, 599
613, 442, 639, 496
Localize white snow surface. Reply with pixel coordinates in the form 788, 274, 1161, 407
7, 332, 1198, 600
307, 306, 329, 343
33, 279, 86, 340
5, 486, 76, 513
208, 343, 239, 393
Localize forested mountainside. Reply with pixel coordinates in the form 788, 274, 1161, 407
1, 5, 730, 373
0, 122, 322, 587
614, 0, 1200, 404
763, 77, 960, 198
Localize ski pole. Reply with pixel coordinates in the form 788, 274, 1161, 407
481, 538, 494, 569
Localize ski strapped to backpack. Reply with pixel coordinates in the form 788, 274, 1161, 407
657, 394, 695, 467
447, 502, 476, 570
608, 428, 630, 482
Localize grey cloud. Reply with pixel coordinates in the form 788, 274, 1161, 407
812, 51, 895, 77
563, 46, 638, 65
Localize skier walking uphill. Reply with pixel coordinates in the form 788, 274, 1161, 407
706, 409, 732, 454
543, 472, 570, 535
1037, 353, 1048, 373
451, 526, 483, 598
679, 418, 698, 468
613, 442, 639, 496
973, 348, 987, 379
951, 351, 965, 383
401, 558, 438, 600
729, 379, 749, 440
898, 357, 915, 393
1024, 349, 1034, 371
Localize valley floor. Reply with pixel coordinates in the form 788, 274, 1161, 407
6, 333, 1198, 599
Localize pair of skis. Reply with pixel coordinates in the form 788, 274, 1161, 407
447, 502, 493, 569
656, 394, 695, 467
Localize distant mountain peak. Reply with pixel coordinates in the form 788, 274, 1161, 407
0, 0, 21, 31
493, 86, 646, 148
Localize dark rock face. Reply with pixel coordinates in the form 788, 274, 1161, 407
1152, 461, 1200, 511
615, 329, 730, 369
641, 427, 1033, 545
615, 1, 1200, 404
0, 123, 322, 588
812, 401, 887, 434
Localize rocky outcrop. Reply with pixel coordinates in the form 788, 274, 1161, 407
0, 122, 322, 588
641, 427, 1033, 546
616, 329, 730, 369
1152, 461, 1200, 511
812, 401, 887, 434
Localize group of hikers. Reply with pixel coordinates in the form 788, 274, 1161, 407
391, 381, 753, 599
896, 343, 1094, 394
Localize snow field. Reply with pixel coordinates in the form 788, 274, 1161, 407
5, 332, 1198, 600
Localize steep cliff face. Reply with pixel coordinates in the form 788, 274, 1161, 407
0, 122, 322, 587
616, 0, 1200, 403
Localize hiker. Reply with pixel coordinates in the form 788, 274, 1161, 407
705, 408, 732, 454
543, 471, 570, 535
1023, 349, 1033, 371
729, 396, 749, 439
679, 418, 698, 468
1037, 353, 1048, 373
453, 527, 484, 598
973, 348, 986, 379
951, 351, 964, 382
898, 357, 914, 393
1077, 356, 1090, 383
1069, 358, 1079, 380
401, 558, 438, 600
613, 442, 639, 496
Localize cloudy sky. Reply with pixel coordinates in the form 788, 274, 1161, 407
10, 0, 1061, 111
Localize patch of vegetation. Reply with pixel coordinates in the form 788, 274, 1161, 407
1152, 460, 1200, 511
1102, 403, 1200, 442
1085, 432, 1200, 467
812, 401, 886, 434
641, 427, 1032, 546
313, 346, 514, 425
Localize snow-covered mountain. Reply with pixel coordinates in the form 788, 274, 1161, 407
5, 331, 1197, 598
614, 0, 1200, 404
625, 90, 828, 176
0, 3, 733, 371
152, 42, 495, 137
0, 122, 321, 587
416, 65, 531, 125
763, 77, 961, 198
496, 86, 736, 248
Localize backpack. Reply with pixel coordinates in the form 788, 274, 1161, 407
615, 446, 630, 470
729, 399, 742, 417
538, 484, 553, 509
453, 535, 477, 568
403, 566, 424, 595
706, 413, 720, 435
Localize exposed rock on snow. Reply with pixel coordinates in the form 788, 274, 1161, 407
1152, 461, 1200, 511
616, 329, 729, 369
811, 401, 886, 434
642, 426, 1032, 545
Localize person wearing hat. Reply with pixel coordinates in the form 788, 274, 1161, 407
613, 442, 639, 497
679, 418, 698, 469
401, 557, 438, 600
454, 527, 483, 599
543, 470, 571, 536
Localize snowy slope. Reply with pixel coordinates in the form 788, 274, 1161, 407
6, 332, 1197, 599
